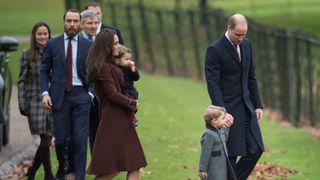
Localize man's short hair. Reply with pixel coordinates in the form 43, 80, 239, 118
80, 10, 98, 23
84, 2, 101, 10
203, 105, 226, 124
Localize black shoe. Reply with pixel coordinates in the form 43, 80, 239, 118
54, 175, 65, 180
55, 145, 66, 180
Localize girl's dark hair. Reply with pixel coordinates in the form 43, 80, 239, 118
86, 29, 116, 82
27, 21, 51, 60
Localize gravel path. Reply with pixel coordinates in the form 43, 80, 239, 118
0, 85, 34, 179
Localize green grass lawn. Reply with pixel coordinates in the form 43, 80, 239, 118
0, 0, 65, 35
27, 72, 320, 180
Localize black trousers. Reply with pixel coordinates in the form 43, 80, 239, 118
229, 118, 263, 180
89, 97, 100, 154
229, 151, 262, 180
53, 87, 90, 180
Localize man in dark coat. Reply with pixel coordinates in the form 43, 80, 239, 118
204, 13, 264, 180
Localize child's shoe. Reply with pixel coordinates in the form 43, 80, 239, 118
131, 119, 138, 127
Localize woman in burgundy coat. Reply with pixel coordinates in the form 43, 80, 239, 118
86, 29, 147, 180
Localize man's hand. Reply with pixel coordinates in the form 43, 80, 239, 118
255, 108, 263, 122
224, 113, 234, 128
42, 94, 52, 110
198, 171, 208, 180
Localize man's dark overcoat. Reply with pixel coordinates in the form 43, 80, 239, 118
205, 35, 264, 156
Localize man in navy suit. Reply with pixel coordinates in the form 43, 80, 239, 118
40, 9, 93, 180
205, 13, 264, 180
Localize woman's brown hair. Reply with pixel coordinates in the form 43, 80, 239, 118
86, 29, 116, 82
27, 21, 51, 60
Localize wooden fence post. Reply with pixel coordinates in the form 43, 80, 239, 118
156, 10, 174, 76
199, 0, 208, 25
138, 0, 156, 72
188, 10, 202, 79
275, 29, 290, 120
174, 3, 187, 77
306, 40, 315, 126
109, 2, 117, 28
293, 34, 301, 126
126, 5, 140, 67
204, 10, 213, 44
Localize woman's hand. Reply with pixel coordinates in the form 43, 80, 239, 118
42, 94, 52, 110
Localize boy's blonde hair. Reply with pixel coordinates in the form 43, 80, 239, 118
203, 105, 226, 124
118, 44, 131, 58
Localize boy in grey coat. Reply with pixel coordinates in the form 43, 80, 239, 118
198, 105, 237, 180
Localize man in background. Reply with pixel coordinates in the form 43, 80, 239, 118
84, 1, 124, 44
80, 10, 99, 41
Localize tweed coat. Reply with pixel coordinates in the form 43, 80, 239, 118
199, 126, 237, 180
17, 49, 53, 135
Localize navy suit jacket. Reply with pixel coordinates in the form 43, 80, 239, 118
40, 34, 93, 110
205, 35, 264, 156
101, 23, 124, 45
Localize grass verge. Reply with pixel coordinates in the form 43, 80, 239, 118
27, 72, 320, 180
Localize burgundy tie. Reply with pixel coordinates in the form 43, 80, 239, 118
234, 44, 240, 61
65, 38, 72, 92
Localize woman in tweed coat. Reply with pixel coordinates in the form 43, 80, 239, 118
17, 21, 54, 180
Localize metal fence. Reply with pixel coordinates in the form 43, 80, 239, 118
101, 1, 320, 127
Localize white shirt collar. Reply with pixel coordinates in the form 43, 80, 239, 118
225, 31, 234, 46
64, 33, 78, 41
96, 22, 102, 34
81, 31, 95, 41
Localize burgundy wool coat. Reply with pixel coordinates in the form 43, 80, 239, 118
87, 62, 147, 175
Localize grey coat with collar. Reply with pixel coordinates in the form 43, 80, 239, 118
199, 127, 237, 180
